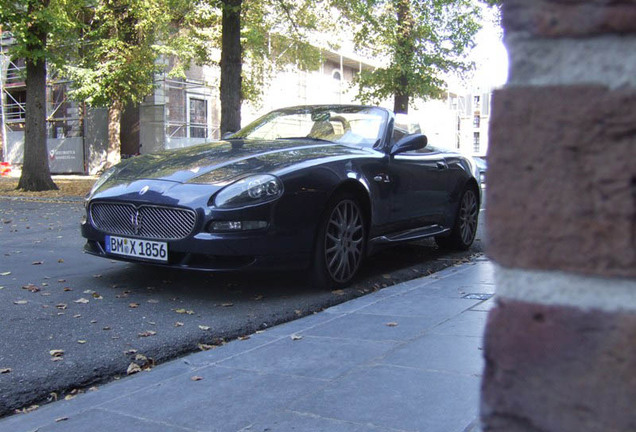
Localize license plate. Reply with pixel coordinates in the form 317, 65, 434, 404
105, 235, 168, 263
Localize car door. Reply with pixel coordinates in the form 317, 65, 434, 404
385, 145, 452, 232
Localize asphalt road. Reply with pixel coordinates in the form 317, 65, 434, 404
0, 196, 486, 417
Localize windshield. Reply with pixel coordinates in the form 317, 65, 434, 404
232, 106, 388, 148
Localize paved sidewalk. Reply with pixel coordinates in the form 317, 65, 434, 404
0, 257, 495, 432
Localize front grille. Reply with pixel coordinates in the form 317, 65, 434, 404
90, 202, 197, 240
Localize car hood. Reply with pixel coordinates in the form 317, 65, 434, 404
100, 139, 370, 188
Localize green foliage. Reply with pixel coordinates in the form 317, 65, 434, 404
64, 0, 211, 108
333, 0, 485, 107
0, 0, 86, 66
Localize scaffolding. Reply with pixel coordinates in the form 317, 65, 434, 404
1, 32, 84, 167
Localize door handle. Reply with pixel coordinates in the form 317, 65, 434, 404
373, 174, 391, 183
436, 161, 448, 170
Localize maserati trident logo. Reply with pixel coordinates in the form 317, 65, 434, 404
130, 210, 142, 235
139, 185, 150, 195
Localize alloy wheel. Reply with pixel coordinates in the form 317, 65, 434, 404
459, 189, 478, 245
324, 200, 364, 284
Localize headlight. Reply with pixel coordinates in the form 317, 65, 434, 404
214, 174, 283, 209
87, 166, 118, 200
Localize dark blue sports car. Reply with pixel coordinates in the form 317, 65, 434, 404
81, 105, 480, 288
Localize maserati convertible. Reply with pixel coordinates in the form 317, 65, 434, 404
81, 105, 480, 288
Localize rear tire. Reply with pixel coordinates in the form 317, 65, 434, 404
312, 193, 366, 290
436, 186, 479, 251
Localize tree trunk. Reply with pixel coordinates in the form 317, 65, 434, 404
220, 0, 242, 135
17, 29, 57, 191
393, 0, 413, 115
106, 102, 122, 168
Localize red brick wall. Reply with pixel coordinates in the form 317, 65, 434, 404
482, 1, 636, 431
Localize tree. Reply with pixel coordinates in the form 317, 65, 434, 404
334, 0, 484, 114
0, 0, 83, 191
65, 0, 203, 168
216, 0, 325, 134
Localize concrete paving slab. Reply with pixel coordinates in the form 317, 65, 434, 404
216, 335, 398, 380
382, 333, 484, 376
245, 410, 396, 432
290, 364, 481, 432
429, 310, 488, 337
29, 408, 193, 432
353, 292, 479, 319
303, 313, 441, 343
99, 365, 328, 432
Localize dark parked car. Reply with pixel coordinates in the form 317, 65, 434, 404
81, 105, 480, 288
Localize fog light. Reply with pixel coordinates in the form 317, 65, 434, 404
209, 220, 267, 232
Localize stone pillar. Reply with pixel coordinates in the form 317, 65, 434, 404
482, 1, 636, 431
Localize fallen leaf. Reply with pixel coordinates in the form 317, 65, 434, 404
253, 295, 264, 301
22, 284, 40, 293
15, 405, 39, 414
0, 272, 11, 276
191, 376, 203, 381
331, 289, 345, 296
77, 340, 87, 344
74, 298, 89, 304
13, 300, 28, 305
73, 314, 81, 318
49, 349, 64, 357
63, 395, 76, 401
294, 310, 302, 316
93, 274, 102, 278
134, 354, 148, 363
32, 261, 43, 265
382, 274, 391, 279
58, 279, 66, 283
238, 336, 250, 341
129, 303, 139, 308
57, 259, 64, 264
51, 357, 63, 362
42, 283, 49, 287
198, 343, 214, 351
124, 349, 138, 355
175, 309, 194, 315
198, 325, 210, 331
102, 326, 111, 331
138, 330, 156, 337
147, 299, 159, 304
92, 293, 103, 299
220, 302, 234, 307
88, 387, 98, 392
83, 290, 94, 294
175, 322, 184, 327
0, 368, 11, 374
126, 363, 142, 375
56, 304, 67, 310
386, 322, 399, 327
63, 287, 72, 292
55, 417, 68, 422
291, 334, 303, 341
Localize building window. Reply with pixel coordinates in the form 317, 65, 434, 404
473, 113, 480, 128
332, 70, 342, 81
189, 97, 208, 139
473, 132, 480, 153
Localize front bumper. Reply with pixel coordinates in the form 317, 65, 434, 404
81, 220, 312, 271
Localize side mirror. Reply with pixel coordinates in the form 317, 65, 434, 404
390, 134, 428, 155
222, 131, 236, 140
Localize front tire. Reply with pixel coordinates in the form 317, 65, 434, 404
312, 194, 366, 290
436, 186, 479, 251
